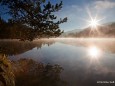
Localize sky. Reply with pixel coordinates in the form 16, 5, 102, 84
53, 0, 115, 31
0, 0, 115, 32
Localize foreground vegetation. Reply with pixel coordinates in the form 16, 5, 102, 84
0, 55, 15, 86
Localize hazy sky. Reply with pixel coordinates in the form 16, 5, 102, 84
55, 0, 115, 31
0, 0, 115, 32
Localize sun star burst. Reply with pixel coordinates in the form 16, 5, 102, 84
89, 18, 99, 28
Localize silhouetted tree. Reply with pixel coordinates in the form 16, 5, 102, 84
1, 0, 67, 41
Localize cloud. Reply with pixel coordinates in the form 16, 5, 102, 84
94, 0, 115, 10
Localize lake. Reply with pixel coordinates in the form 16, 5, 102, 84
0, 38, 115, 86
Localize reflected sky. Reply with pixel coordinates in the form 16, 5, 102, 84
1, 38, 115, 86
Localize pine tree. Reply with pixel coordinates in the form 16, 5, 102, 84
1, 0, 67, 41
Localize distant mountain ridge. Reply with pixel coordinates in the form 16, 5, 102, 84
65, 29, 83, 33
61, 22, 115, 37
61, 29, 83, 37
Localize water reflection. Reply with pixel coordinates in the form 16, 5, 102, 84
12, 58, 66, 86
0, 38, 115, 86
0, 39, 55, 56
88, 46, 101, 58
58, 38, 115, 54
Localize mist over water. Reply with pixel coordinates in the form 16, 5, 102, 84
0, 38, 115, 86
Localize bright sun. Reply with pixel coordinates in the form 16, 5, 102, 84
89, 19, 99, 28
85, 8, 105, 29
88, 46, 101, 58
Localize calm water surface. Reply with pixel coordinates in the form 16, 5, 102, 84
0, 38, 115, 86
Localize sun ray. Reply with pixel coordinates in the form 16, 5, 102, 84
79, 7, 106, 36
85, 9, 106, 36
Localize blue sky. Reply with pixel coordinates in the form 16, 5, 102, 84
0, 0, 115, 32
53, 0, 115, 31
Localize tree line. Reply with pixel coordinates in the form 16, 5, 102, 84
0, 0, 67, 41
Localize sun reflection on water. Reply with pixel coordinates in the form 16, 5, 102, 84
88, 46, 102, 59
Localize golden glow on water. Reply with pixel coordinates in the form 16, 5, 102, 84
88, 46, 101, 58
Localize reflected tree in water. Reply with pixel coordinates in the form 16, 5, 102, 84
0, 40, 55, 56
13, 58, 67, 86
